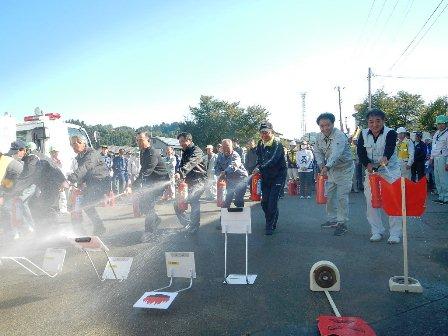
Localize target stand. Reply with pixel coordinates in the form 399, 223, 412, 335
221, 207, 257, 285
0, 248, 66, 278
134, 252, 196, 310
72, 236, 133, 281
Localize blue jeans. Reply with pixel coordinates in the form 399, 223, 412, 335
174, 181, 205, 229
222, 180, 246, 208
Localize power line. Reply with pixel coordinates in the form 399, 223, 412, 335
406, 0, 448, 56
352, 0, 377, 58
370, 0, 400, 51
389, 0, 446, 70
374, 74, 448, 79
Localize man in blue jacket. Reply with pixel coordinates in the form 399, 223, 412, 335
253, 122, 287, 235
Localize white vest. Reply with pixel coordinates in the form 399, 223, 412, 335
362, 126, 400, 177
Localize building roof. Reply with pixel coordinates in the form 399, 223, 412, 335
151, 136, 181, 148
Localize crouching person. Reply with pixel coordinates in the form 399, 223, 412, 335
133, 132, 170, 242
174, 132, 207, 234
357, 108, 402, 244
67, 136, 109, 236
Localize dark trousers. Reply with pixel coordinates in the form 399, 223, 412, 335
411, 160, 425, 182
113, 173, 127, 194
261, 175, 285, 230
139, 183, 166, 232
222, 180, 246, 208
298, 171, 313, 197
355, 163, 364, 191
72, 179, 109, 229
174, 180, 205, 229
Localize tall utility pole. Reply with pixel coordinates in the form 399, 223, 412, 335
335, 86, 345, 132
300, 92, 307, 139
368, 67, 372, 108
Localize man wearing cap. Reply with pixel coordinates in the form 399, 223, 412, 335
430, 115, 448, 204
100, 145, 113, 176
314, 113, 354, 236
286, 140, 298, 185
203, 145, 218, 201
0, 141, 25, 238
396, 127, 414, 179
411, 132, 427, 182
296, 141, 314, 198
253, 122, 287, 235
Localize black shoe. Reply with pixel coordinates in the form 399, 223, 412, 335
93, 225, 106, 236
333, 223, 347, 236
321, 221, 337, 229
184, 224, 199, 234
433, 199, 445, 205
265, 227, 274, 235
216, 224, 222, 230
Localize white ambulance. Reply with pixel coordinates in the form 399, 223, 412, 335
15, 113, 92, 175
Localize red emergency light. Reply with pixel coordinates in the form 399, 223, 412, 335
23, 113, 61, 122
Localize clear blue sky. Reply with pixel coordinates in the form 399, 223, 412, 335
1, 0, 447, 137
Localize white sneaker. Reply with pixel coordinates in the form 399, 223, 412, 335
299, 196, 304, 199
13, 232, 20, 240
387, 236, 400, 244
370, 233, 383, 242
306, 196, 311, 199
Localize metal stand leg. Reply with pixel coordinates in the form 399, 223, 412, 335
177, 270, 194, 293
245, 230, 249, 284
224, 230, 228, 284
104, 251, 119, 281
153, 276, 174, 292
83, 250, 103, 281
1, 257, 58, 278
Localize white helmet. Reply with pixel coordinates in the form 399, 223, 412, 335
396, 127, 407, 134
289, 140, 296, 146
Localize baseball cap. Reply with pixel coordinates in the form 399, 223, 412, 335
259, 122, 273, 132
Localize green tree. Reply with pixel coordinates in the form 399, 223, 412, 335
417, 97, 448, 132
181, 95, 269, 148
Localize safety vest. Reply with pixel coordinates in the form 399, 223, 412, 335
287, 150, 297, 165
0, 154, 14, 185
397, 140, 410, 160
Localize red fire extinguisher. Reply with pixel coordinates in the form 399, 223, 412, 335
315, 174, 328, 204
177, 180, 188, 211
369, 173, 382, 208
70, 188, 83, 221
217, 179, 227, 207
287, 180, 298, 196
251, 172, 262, 201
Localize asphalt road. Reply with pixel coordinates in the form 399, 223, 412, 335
0, 191, 447, 336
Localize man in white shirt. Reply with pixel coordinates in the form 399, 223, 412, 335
430, 115, 448, 204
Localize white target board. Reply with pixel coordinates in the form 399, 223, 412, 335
221, 207, 251, 234
102, 257, 133, 280
42, 248, 66, 274
133, 291, 178, 310
165, 252, 196, 278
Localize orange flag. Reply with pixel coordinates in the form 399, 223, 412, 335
379, 177, 427, 217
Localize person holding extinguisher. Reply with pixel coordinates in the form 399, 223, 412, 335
174, 132, 207, 234
253, 122, 287, 235
314, 113, 354, 237
214, 139, 248, 209
357, 108, 402, 244
133, 132, 170, 242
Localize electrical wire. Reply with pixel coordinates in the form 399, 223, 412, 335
351, 0, 377, 58
390, 0, 446, 70
374, 74, 448, 79
405, 0, 448, 57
